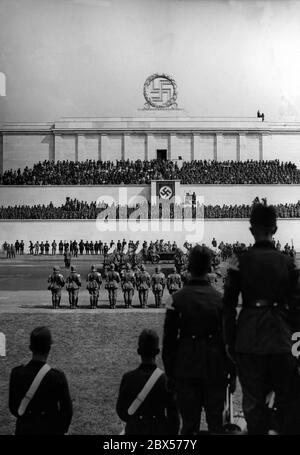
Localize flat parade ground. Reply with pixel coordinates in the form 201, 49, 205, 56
0, 254, 240, 435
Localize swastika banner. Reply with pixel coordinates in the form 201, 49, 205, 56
157, 181, 175, 200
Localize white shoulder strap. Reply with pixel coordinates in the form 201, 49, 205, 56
18, 364, 51, 417
127, 367, 164, 416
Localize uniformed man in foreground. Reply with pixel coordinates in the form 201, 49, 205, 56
47, 266, 65, 309
162, 245, 232, 434
223, 203, 300, 434
86, 265, 102, 309
66, 265, 81, 309
167, 266, 182, 295
136, 264, 151, 308
9, 327, 73, 434
105, 263, 120, 309
116, 329, 179, 435
121, 263, 136, 308
151, 266, 166, 308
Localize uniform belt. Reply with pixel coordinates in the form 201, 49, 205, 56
135, 413, 165, 421
246, 299, 288, 309
179, 333, 216, 341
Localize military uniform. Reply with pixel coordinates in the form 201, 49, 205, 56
162, 278, 229, 434
136, 266, 151, 308
20, 240, 25, 255
151, 269, 166, 308
121, 265, 136, 308
116, 363, 179, 435
167, 269, 182, 295
64, 250, 71, 269
105, 266, 120, 308
51, 241, 57, 255
79, 240, 84, 255
66, 268, 81, 308
47, 268, 65, 309
86, 267, 102, 308
223, 241, 300, 434
9, 360, 73, 434
58, 241, 64, 255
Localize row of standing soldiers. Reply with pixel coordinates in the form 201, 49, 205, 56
47, 264, 184, 309
29, 240, 112, 256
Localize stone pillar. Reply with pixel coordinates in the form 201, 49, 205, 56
49, 133, 55, 161
146, 133, 155, 160
54, 134, 63, 162
169, 133, 176, 160
77, 134, 86, 161
123, 133, 130, 160
259, 134, 263, 160
192, 133, 201, 160
101, 134, 108, 161
238, 133, 247, 161
214, 133, 223, 160
98, 134, 102, 161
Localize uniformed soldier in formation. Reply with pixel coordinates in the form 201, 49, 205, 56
47, 266, 65, 309
86, 265, 102, 309
105, 263, 120, 309
34, 241, 39, 255
167, 266, 182, 295
58, 240, 64, 255
79, 240, 84, 255
162, 245, 233, 435
121, 263, 136, 308
29, 241, 34, 255
151, 266, 166, 308
15, 240, 20, 255
66, 266, 81, 309
116, 329, 180, 435
45, 241, 50, 255
223, 204, 300, 434
51, 240, 57, 255
9, 327, 73, 435
136, 264, 151, 308
20, 240, 24, 255
64, 249, 72, 269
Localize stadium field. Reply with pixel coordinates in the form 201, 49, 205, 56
0, 255, 240, 435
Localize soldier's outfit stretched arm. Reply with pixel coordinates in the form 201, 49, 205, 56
8, 369, 20, 418
116, 375, 130, 422
162, 296, 180, 382
164, 376, 180, 434
56, 371, 73, 434
222, 255, 241, 359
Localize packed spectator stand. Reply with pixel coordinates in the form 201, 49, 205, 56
1, 159, 300, 185
1, 197, 300, 219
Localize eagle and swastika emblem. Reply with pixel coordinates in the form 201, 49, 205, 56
144, 73, 178, 109
159, 185, 173, 200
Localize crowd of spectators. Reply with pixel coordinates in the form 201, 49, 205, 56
1, 197, 300, 219
1, 159, 300, 185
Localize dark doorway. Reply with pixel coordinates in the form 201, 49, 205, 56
157, 149, 167, 161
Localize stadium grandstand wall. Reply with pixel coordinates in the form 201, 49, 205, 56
3, 117, 300, 169
0, 184, 300, 206
1, 219, 300, 250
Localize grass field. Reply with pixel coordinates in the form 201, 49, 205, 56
0, 255, 242, 435
0, 312, 166, 435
